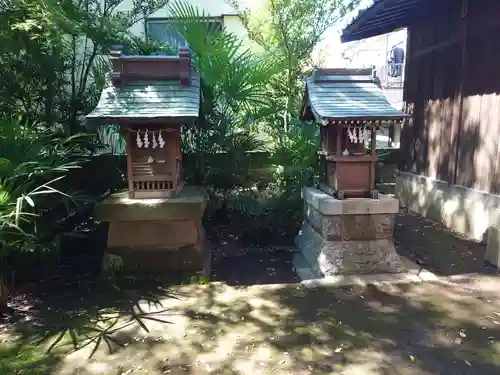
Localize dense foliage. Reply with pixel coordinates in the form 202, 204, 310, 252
0, 0, 171, 308
232, 0, 360, 132
0, 0, 368, 307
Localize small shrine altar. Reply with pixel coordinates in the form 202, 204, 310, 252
295, 68, 408, 276
87, 46, 209, 275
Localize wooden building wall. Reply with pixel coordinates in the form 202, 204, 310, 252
401, 0, 500, 194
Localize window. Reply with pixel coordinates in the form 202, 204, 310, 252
146, 18, 223, 48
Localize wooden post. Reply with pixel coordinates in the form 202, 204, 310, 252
123, 127, 134, 198
336, 126, 342, 156
452, 0, 468, 186
370, 122, 377, 192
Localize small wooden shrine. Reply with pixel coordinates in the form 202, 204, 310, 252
301, 68, 406, 199
87, 45, 199, 199
295, 68, 407, 278
86, 47, 209, 275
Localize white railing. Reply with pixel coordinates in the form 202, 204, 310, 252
376, 63, 405, 89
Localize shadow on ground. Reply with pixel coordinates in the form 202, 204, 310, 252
2, 208, 500, 374
1, 275, 186, 374
212, 249, 299, 286
395, 211, 499, 277
3, 278, 500, 375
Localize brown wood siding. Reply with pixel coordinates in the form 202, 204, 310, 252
401, 0, 500, 194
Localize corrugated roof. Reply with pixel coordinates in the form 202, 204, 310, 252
86, 72, 201, 121
305, 69, 406, 121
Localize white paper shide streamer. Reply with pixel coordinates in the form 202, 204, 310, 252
144, 129, 150, 148
135, 129, 167, 149
347, 126, 355, 143
347, 125, 368, 144
158, 130, 165, 148
136, 130, 143, 148
152, 131, 158, 149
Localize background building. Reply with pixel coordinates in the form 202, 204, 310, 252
118, 0, 263, 49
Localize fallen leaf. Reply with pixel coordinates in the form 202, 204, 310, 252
409, 355, 416, 362
455, 338, 462, 345
464, 360, 472, 366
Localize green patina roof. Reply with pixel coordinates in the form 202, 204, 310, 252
86, 72, 201, 121
305, 69, 406, 121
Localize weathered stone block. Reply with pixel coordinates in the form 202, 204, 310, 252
342, 214, 375, 240
95, 186, 206, 222
108, 219, 199, 248
342, 213, 394, 240
96, 186, 210, 273
305, 202, 394, 241
305, 203, 342, 241
106, 222, 208, 272
108, 243, 207, 272
295, 222, 405, 276
297, 187, 405, 276
303, 187, 399, 216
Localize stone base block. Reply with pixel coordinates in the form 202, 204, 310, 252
295, 222, 405, 276
96, 186, 210, 275
295, 187, 406, 276
305, 203, 395, 241
107, 219, 199, 249
95, 186, 206, 222
106, 222, 209, 274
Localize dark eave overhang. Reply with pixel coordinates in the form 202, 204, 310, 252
341, 0, 439, 43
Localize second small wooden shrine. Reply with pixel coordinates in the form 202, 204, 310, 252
301, 68, 406, 199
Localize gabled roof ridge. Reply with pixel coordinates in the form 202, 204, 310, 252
301, 67, 407, 122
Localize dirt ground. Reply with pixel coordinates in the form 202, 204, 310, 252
395, 211, 499, 277
1, 211, 500, 375
3, 278, 500, 375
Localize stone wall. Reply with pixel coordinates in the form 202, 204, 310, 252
396, 171, 500, 267
395, 171, 500, 243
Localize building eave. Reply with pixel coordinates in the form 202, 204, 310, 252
341, 0, 438, 43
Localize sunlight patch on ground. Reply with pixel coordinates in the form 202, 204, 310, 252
28, 279, 498, 375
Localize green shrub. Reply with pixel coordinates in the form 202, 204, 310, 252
0, 116, 93, 303
215, 122, 319, 246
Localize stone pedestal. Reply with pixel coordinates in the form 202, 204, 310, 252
295, 187, 406, 276
95, 186, 210, 275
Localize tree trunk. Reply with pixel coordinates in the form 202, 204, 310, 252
0, 279, 9, 314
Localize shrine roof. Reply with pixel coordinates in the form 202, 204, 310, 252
302, 68, 406, 123
86, 73, 201, 122
86, 46, 200, 124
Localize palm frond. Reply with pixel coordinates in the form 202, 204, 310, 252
169, 1, 276, 118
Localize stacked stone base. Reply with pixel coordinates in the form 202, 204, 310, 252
95, 186, 210, 276
295, 187, 406, 277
